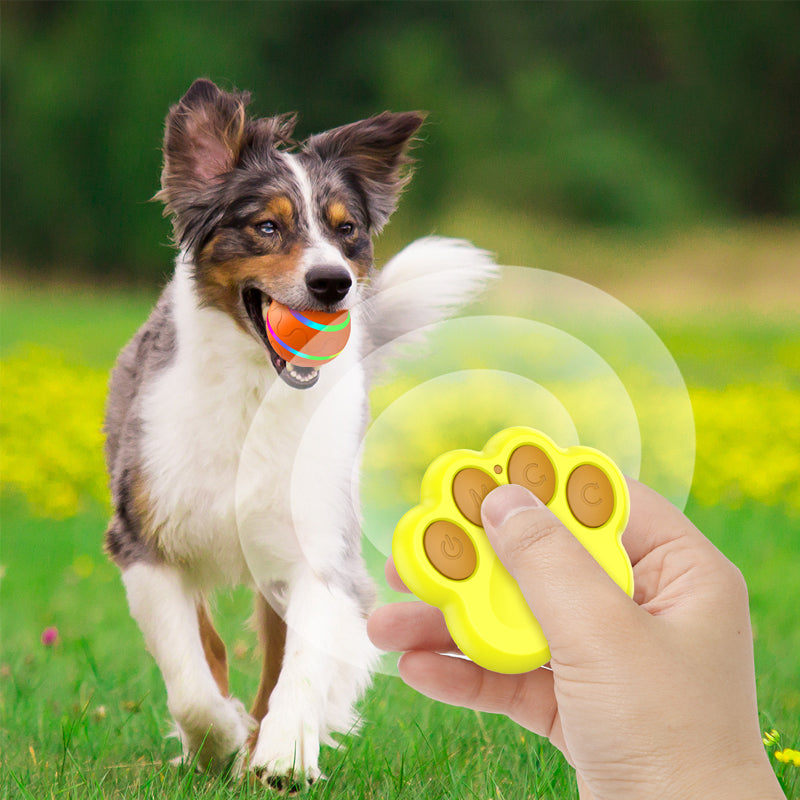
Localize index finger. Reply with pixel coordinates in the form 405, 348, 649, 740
385, 556, 411, 593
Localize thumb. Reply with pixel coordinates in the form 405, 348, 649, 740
481, 483, 635, 657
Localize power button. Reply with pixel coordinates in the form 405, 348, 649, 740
423, 521, 477, 580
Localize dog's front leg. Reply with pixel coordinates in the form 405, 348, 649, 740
249, 565, 378, 785
122, 562, 254, 769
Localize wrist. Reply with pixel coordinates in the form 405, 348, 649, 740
669, 747, 784, 800
576, 747, 783, 800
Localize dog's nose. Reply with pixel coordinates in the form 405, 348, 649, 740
306, 265, 352, 305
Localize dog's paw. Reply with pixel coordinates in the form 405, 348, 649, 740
260, 766, 323, 795
249, 753, 322, 792
248, 760, 322, 795
234, 752, 321, 794
248, 713, 322, 789
172, 694, 256, 770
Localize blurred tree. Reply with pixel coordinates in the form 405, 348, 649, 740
1, 1, 798, 279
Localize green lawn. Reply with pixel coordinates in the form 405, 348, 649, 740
2, 266, 799, 798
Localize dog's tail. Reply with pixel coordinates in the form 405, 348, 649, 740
362, 236, 499, 367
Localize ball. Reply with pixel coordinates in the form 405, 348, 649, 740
265, 300, 351, 367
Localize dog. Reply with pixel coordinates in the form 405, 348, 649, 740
103, 78, 496, 785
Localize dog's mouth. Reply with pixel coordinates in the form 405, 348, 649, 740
242, 288, 321, 390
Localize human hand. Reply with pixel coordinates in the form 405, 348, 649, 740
368, 479, 784, 800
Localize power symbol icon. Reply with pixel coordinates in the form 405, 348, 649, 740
424, 521, 477, 580
441, 534, 464, 560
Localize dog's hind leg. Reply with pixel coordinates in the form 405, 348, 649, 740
122, 562, 254, 769
248, 592, 287, 746
197, 599, 230, 698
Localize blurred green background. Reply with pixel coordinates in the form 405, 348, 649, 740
2, 2, 800, 797
2, 0, 800, 281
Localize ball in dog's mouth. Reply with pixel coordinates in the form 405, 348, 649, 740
242, 288, 350, 390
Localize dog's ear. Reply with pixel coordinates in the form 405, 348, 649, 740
155, 79, 296, 250
306, 111, 426, 232
158, 79, 249, 198
154, 79, 250, 246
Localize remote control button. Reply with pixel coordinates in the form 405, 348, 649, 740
452, 468, 499, 525
507, 445, 556, 504
423, 521, 477, 580
566, 464, 615, 528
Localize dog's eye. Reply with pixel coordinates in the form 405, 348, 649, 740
337, 222, 355, 238
255, 220, 278, 237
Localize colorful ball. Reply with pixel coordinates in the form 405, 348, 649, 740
265, 301, 351, 367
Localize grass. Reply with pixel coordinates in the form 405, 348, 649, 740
0, 492, 572, 798
2, 223, 800, 798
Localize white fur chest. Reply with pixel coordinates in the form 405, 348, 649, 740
138, 262, 366, 589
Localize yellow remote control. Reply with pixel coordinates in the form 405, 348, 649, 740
392, 427, 633, 674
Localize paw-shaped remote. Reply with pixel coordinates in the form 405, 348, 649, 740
392, 427, 633, 673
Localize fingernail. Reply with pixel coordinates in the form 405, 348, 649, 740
482, 484, 545, 530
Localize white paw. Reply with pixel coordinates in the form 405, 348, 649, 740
172, 694, 255, 770
249, 712, 321, 786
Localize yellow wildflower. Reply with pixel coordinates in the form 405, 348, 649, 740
0, 345, 110, 517
774, 748, 800, 767
3, 345, 800, 522
71, 554, 95, 579
763, 728, 781, 747
690, 383, 800, 513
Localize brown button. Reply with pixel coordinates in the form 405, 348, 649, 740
566, 464, 615, 528
423, 520, 477, 580
452, 468, 499, 525
507, 446, 556, 504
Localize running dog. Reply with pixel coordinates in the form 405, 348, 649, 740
103, 78, 496, 785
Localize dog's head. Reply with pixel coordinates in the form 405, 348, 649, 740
156, 78, 424, 388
